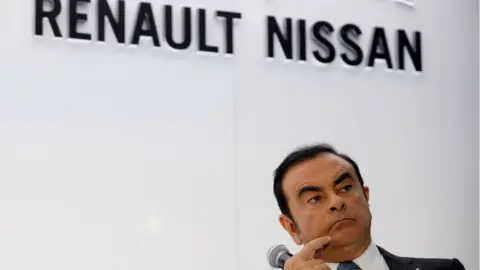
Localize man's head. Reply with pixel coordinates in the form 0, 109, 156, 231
273, 143, 372, 261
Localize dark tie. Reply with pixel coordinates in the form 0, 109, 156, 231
337, 261, 361, 270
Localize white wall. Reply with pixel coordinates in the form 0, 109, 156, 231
0, 0, 478, 270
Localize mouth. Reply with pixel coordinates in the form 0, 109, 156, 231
330, 218, 355, 230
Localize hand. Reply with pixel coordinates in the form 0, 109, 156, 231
284, 236, 332, 270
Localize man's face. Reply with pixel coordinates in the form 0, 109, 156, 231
279, 153, 372, 253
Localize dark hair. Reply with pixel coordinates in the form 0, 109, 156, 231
273, 143, 365, 220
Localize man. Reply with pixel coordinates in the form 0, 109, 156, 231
273, 143, 465, 270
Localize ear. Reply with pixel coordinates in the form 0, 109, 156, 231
363, 186, 370, 202
279, 214, 303, 245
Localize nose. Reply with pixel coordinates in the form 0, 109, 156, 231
328, 194, 346, 213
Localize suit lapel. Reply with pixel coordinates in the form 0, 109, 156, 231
377, 246, 417, 270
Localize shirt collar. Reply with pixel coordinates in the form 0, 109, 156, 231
325, 240, 380, 269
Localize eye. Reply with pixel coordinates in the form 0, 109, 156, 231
341, 185, 353, 192
307, 195, 321, 204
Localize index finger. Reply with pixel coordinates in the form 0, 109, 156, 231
296, 236, 332, 261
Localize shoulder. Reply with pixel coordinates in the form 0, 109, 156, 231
377, 246, 465, 270
408, 257, 465, 270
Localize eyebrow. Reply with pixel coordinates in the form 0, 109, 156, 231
296, 171, 353, 199
297, 185, 322, 199
333, 171, 353, 186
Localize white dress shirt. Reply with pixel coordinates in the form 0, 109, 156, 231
325, 240, 391, 270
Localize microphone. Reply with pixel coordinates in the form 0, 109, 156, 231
267, 245, 293, 269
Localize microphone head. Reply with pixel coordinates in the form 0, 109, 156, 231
267, 244, 289, 268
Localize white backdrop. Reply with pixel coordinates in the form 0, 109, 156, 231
0, 0, 478, 270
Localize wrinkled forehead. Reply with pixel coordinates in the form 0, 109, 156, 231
282, 153, 354, 195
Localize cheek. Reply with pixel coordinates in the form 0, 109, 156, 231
350, 195, 370, 220
303, 208, 330, 235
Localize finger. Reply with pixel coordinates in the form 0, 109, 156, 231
312, 265, 331, 270
296, 236, 332, 260
285, 257, 325, 270
302, 259, 325, 268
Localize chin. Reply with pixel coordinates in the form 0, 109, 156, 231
329, 229, 360, 246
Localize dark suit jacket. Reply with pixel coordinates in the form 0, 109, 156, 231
378, 246, 466, 270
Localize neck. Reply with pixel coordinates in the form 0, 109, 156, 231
323, 235, 371, 263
